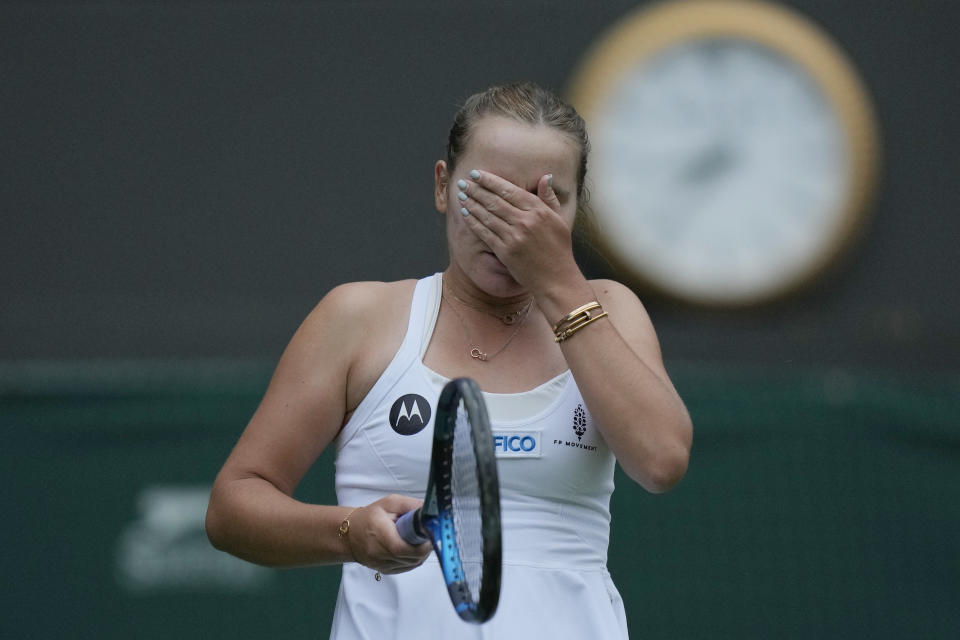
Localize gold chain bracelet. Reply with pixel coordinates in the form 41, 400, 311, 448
338, 506, 381, 580
338, 506, 361, 564
338, 507, 361, 539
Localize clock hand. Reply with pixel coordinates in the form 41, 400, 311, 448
678, 141, 737, 186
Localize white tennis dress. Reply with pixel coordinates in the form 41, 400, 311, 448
329, 274, 628, 639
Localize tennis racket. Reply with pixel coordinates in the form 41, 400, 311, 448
395, 377, 502, 624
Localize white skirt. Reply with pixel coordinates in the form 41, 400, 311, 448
330, 559, 629, 639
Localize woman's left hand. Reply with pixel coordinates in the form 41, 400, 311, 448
457, 170, 584, 297
457, 171, 692, 493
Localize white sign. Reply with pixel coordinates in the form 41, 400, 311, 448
116, 485, 272, 592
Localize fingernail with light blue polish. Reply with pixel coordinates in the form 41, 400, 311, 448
458, 191, 468, 202
469, 169, 481, 180
460, 207, 469, 216
457, 179, 468, 190
547, 174, 553, 187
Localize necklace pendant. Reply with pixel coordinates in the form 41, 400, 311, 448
470, 347, 487, 361
501, 313, 518, 325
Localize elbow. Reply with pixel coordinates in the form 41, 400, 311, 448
204, 492, 230, 552
632, 416, 693, 494
640, 446, 690, 494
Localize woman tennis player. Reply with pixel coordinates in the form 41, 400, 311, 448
206, 82, 692, 638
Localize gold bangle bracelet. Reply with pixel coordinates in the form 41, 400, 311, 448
555, 311, 609, 343
552, 301, 602, 333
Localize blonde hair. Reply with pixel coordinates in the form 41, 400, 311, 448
445, 82, 591, 202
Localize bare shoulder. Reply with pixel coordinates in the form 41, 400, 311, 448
299, 279, 418, 414
274, 279, 415, 375
589, 279, 650, 318
588, 278, 666, 367
298, 279, 417, 339
315, 279, 417, 317
216, 279, 419, 495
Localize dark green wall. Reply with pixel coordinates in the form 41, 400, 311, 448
3, 361, 957, 638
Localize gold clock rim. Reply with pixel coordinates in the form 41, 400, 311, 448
566, 0, 882, 307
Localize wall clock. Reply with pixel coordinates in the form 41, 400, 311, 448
567, 0, 881, 306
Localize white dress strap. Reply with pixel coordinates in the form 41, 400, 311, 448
335, 274, 441, 449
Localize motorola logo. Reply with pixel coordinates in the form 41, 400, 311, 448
389, 394, 431, 435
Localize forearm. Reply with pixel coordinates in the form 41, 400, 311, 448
563, 320, 691, 491
206, 475, 354, 568
538, 277, 693, 493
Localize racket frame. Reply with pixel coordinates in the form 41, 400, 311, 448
407, 377, 502, 623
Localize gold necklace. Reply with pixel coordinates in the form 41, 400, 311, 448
442, 292, 532, 361
446, 291, 534, 325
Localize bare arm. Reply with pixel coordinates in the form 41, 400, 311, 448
459, 170, 692, 492
544, 279, 692, 492
205, 282, 431, 571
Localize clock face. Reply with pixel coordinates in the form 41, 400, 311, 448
590, 38, 849, 305
568, 0, 880, 307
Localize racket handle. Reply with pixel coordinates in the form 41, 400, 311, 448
396, 508, 428, 545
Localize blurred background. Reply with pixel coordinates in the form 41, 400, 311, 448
1, 1, 957, 638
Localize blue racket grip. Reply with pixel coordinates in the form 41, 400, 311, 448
396, 508, 428, 545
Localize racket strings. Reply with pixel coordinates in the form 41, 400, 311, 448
451, 402, 484, 604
